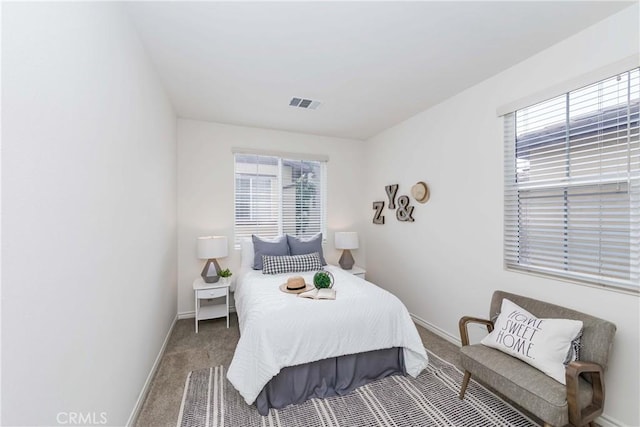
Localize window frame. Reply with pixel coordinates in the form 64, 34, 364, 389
503, 67, 639, 293
233, 151, 328, 248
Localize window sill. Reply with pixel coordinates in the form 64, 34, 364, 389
504, 265, 639, 297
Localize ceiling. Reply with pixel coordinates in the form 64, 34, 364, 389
125, 1, 633, 140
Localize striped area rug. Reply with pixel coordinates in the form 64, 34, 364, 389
177, 351, 536, 427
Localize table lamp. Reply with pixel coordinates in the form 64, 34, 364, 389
335, 231, 358, 270
197, 236, 228, 283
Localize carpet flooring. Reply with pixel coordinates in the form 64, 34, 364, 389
135, 315, 542, 427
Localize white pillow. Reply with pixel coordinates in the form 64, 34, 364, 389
240, 238, 254, 269
480, 298, 583, 384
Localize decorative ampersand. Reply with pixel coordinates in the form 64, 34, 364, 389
396, 195, 415, 222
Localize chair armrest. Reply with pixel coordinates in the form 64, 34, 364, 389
566, 361, 605, 426
458, 316, 494, 347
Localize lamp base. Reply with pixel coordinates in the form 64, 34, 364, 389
201, 258, 221, 283
338, 249, 355, 270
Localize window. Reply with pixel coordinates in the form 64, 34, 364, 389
234, 152, 327, 247
504, 68, 639, 291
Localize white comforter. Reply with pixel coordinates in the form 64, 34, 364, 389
227, 265, 429, 405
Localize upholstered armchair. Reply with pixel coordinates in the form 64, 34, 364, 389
458, 291, 616, 427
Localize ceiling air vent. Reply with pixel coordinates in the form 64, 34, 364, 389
289, 97, 321, 110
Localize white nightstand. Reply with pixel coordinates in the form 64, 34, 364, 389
193, 278, 230, 333
344, 265, 366, 279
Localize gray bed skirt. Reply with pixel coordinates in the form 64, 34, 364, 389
255, 347, 406, 415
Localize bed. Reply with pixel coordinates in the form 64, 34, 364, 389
227, 256, 429, 415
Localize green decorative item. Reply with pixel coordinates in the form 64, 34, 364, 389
313, 270, 334, 289
219, 268, 232, 278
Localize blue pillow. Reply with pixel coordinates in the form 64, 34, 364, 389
287, 233, 326, 266
252, 235, 289, 270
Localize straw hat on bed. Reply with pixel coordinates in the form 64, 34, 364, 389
279, 276, 314, 294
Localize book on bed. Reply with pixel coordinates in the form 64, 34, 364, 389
298, 288, 336, 300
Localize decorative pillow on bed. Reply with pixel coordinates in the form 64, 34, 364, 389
480, 298, 583, 385
262, 252, 322, 275
287, 233, 327, 265
252, 235, 289, 270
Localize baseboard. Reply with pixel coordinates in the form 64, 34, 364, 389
410, 312, 461, 347
126, 314, 178, 427
596, 414, 625, 427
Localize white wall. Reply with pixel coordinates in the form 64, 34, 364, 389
2, 3, 177, 426
364, 4, 639, 426
177, 119, 366, 315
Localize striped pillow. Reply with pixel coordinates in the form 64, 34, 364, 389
262, 252, 322, 275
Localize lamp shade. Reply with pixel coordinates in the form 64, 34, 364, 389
335, 232, 358, 250
197, 236, 228, 259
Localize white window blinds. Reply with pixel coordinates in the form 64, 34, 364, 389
234, 153, 327, 247
504, 68, 640, 291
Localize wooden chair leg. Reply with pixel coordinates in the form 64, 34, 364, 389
459, 370, 471, 399
588, 423, 596, 427
543, 424, 553, 427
